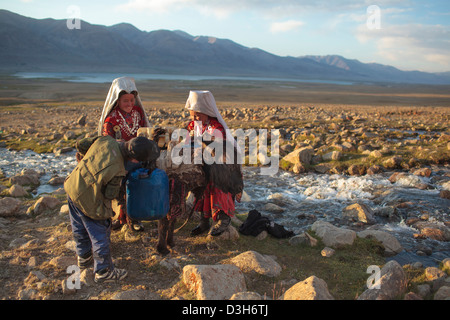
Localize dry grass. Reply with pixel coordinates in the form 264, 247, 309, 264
1, 75, 450, 108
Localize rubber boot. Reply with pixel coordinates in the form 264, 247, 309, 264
190, 216, 211, 236
209, 212, 231, 236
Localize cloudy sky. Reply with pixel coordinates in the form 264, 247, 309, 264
3, 0, 450, 72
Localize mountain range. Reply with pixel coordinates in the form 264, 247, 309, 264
1, 9, 449, 85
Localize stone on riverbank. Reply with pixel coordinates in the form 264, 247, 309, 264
357, 229, 403, 256
282, 147, 314, 165
28, 196, 62, 215
228, 250, 282, 277
342, 203, 375, 224
311, 220, 356, 248
8, 184, 29, 197
182, 264, 246, 300
282, 276, 334, 300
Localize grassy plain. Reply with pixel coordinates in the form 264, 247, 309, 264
1, 73, 450, 108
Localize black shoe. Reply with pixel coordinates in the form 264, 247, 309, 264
94, 268, 128, 283
209, 212, 231, 237
77, 252, 93, 269
190, 216, 211, 236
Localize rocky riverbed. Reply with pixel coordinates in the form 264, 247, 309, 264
0, 103, 449, 300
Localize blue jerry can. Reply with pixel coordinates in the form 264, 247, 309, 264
126, 168, 170, 221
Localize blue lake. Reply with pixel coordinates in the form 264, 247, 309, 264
13, 72, 355, 85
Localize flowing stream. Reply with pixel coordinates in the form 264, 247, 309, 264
1, 147, 449, 267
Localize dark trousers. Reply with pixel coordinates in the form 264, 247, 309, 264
67, 197, 113, 273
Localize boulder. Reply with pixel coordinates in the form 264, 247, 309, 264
59, 204, 69, 215
434, 286, 450, 300
292, 163, 306, 174
9, 173, 40, 186
367, 165, 382, 175
0, 197, 23, 217
443, 258, 450, 271
289, 232, 318, 247
282, 276, 334, 300
322, 151, 342, 161
357, 230, 403, 256
342, 203, 375, 224
263, 203, 285, 214
369, 150, 383, 158
8, 184, 28, 197
416, 284, 431, 298
424, 267, 447, 281
53, 147, 73, 156
49, 256, 77, 269
383, 156, 402, 169
228, 251, 282, 277
282, 147, 314, 165
412, 221, 450, 241
48, 176, 66, 186
404, 292, 423, 300
30, 196, 62, 215
440, 190, 450, 200
321, 247, 335, 257
348, 164, 366, 176
311, 220, 356, 248
64, 130, 76, 140
413, 167, 432, 177
358, 260, 408, 300
182, 264, 246, 300
77, 115, 87, 126
314, 164, 330, 174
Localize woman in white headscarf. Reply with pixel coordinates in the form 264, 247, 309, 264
98, 76, 151, 141
98, 77, 151, 231
185, 90, 243, 237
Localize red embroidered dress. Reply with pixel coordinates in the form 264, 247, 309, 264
187, 118, 236, 221
102, 106, 146, 141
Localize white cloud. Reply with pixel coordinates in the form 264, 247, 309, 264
356, 23, 450, 71
270, 20, 304, 33
116, 0, 191, 14
116, 0, 246, 18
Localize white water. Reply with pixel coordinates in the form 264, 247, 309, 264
236, 166, 450, 266
1, 147, 449, 266
0, 148, 77, 195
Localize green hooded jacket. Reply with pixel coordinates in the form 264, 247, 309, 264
64, 136, 126, 220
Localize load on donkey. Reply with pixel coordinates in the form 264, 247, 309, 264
137, 90, 244, 255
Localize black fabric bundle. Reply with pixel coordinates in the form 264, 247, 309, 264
239, 209, 294, 239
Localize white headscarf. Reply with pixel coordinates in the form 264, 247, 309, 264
97, 77, 151, 136
185, 90, 241, 156
185, 90, 231, 136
